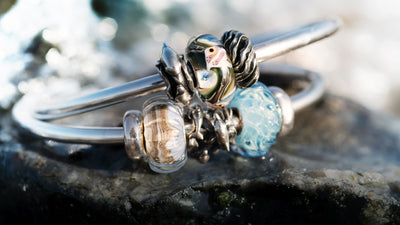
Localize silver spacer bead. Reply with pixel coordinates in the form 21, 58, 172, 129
221, 30, 259, 88
269, 86, 294, 136
123, 110, 145, 160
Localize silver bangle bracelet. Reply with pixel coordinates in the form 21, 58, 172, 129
12, 18, 340, 173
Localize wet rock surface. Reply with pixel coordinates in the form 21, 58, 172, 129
2, 1, 400, 224
1, 94, 400, 224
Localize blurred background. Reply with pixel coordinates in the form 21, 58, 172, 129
1, 0, 400, 117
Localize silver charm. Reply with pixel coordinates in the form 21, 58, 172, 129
124, 100, 243, 167
214, 113, 229, 151
185, 105, 242, 163
156, 44, 196, 106
188, 106, 204, 141
123, 110, 144, 160
157, 30, 259, 107
221, 30, 259, 88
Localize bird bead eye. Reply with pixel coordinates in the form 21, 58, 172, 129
207, 47, 216, 57
205, 47, 220, 65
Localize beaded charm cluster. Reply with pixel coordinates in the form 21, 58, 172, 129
157, 30, 259, 107
123, 30, 293, 173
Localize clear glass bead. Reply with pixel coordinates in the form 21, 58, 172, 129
143, 97, 187, 173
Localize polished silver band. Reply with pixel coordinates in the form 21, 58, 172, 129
12, 18, 338, 145
12, 64, 323, 144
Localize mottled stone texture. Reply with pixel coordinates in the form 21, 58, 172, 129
1, 94, 400, 224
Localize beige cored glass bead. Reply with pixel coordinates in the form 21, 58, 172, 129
143, 97, 186, 173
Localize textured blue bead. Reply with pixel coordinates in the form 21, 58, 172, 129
228, 82, 282, 157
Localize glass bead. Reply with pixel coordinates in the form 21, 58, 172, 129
228, 82, 282, 157
186, 34, 236, 107
143, 97, 186, 173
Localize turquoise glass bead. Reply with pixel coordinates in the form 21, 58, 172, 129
228, 82, 282, 157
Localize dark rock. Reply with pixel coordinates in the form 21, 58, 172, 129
1, 94, 400, 224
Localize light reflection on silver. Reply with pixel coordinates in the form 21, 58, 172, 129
269, 86, 294, 136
